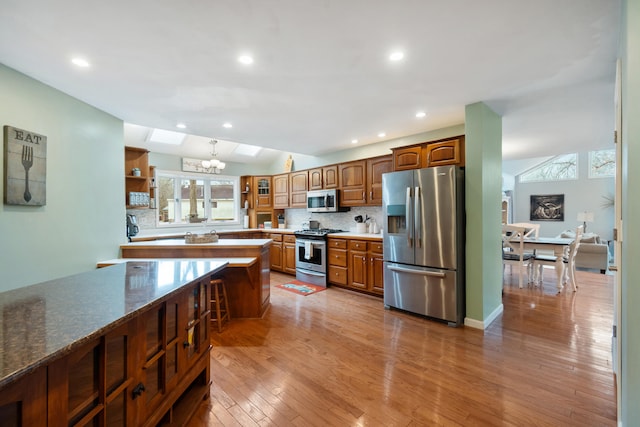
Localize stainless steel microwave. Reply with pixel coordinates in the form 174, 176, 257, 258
307, 189, 344, 212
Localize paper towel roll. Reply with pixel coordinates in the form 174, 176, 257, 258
243, 215, 249, 228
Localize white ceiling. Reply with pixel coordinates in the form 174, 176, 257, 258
0, 1, 620, 165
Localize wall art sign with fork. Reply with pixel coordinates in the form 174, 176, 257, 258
3, 125, 46, 206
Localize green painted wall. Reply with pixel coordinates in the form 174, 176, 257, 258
0, 64, 124, 292
621, 0, 639, 423
464, 102, 503, 323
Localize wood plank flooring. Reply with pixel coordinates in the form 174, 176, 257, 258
188, 269, 616, 426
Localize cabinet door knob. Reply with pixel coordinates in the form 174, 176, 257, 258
132, 382, 146, 399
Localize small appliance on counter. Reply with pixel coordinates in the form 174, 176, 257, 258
126, 214, 139, 241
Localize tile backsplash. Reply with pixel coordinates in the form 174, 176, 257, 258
128, 206, 383, 234
286, 207, 382, 232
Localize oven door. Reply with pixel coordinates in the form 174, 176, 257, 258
295, 238, 326, 273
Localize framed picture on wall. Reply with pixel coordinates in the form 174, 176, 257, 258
530, 194, 564, 221
3, 125, 47, 206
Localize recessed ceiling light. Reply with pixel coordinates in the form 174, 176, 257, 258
389, 51, 404, 61
223, 122, 233, 129
147, 128, 186, 145
416, 111, 427, 118
238, 55, 254, 65
71, 57, 90, 68
378, 132, 386, 138
176, 123, 186, 129
351, 139, 359, 144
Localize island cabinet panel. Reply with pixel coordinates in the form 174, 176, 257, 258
48, 322, 137, 426
0, 366, 47, 427
339, 160, 367, 206
0, 261, 220, 427
44, 281, 211, 427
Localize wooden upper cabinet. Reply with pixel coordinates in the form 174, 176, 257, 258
309, 168, 323, 190
366, 155, 393, 205
339, 160, 367, 206
273, 174, 289, 209
289, 171, 308, 207
253, 176, 272, 208
322, 165, 339, 189
309, 165, 338, 190
125, 146, 150, 208
392, 136, 465, 171
393, 146, 422, 171
423, 137, 465, 168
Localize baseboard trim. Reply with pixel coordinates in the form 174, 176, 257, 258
464, 304, 504, 330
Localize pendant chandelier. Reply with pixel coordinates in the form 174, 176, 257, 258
201, 139, 226, 174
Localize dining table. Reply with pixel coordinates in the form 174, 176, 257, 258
523, 236, 575, 292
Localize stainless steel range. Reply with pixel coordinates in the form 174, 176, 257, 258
294, 228, 344, 287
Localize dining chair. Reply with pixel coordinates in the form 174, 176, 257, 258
510, 222, 540, 239
533, 225, 583, 291
502, 224, 534, 288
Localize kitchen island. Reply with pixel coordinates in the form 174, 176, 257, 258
0, 259, 226, 426
120, 239, 272, 318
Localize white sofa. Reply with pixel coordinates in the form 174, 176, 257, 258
558, 230, 610, 274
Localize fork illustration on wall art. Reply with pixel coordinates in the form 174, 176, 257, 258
3, 125, 47, 206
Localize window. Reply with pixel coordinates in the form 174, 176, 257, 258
519, 153, 577, 183
589, 149, 616, 178
155, 170, 240, 226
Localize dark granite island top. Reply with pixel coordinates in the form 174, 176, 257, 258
0, 259, 227, 389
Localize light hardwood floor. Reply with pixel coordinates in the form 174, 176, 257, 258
188, 268, 616, 426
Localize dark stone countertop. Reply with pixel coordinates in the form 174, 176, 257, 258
0, 259, 227, 389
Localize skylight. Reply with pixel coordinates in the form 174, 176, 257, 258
147, 128, 186, 145
233, 144, 262, 157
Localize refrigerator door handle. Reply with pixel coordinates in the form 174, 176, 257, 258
388, 265, 446, 278
406, 187, 413, 247
414, 186, 421, 248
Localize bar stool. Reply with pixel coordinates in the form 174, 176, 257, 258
210, 278, 230, 332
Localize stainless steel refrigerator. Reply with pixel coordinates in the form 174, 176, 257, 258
382, 165, 465, 326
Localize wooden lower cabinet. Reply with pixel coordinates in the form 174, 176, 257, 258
269, 233, 283, 271
329, 238, 383, 296
369, 242, 384, 295
2, 279, 211, 427
283, 234, 297, 275
328, 238, 348, 286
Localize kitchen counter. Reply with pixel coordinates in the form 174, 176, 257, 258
0, 259, 227, 389
130, 228, 297, 242
120, 239, 272, 318
328, 232, 383, 240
